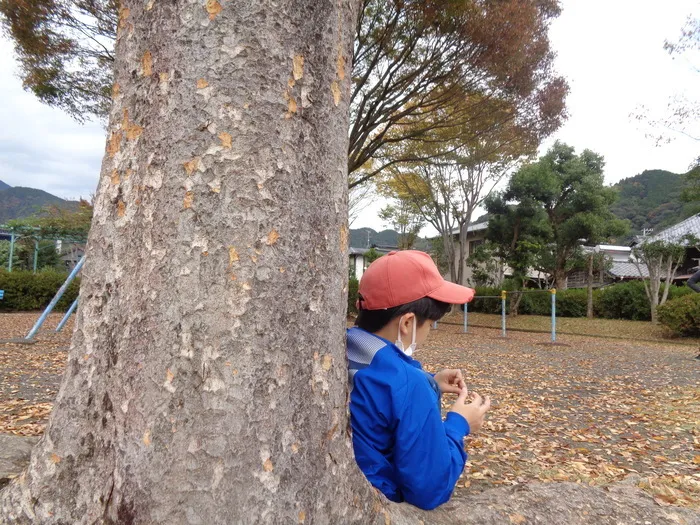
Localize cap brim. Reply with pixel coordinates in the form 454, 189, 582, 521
427, 280, 476, 305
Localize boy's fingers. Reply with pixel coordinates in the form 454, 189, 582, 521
456, 387, 469, 404
469, 392, 483, 406
481, 396, 492, 413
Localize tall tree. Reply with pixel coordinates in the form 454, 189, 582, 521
632, 239, 690, 324
1, 0, 568, 186
0, 1, 378, 521
380, 94, 542, 284
502, 142, 628, 289
378, 201, 424, 250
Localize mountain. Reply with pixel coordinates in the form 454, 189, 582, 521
0, 186, 78, 224
0, 180, 11, 191
349, 228, 432, 251
610, 169, 699, 237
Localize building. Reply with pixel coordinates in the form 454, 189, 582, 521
632, 213, 700, 283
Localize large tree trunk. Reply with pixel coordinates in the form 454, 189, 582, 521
0, 1, 379, 522
2, 3, 698, 524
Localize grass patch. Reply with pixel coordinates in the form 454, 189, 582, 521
442, 312, 700, 346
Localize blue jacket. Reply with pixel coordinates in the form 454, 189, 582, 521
347, 327, 470, 510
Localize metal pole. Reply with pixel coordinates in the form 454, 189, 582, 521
33, 239, 39, 274
501, 290, 507, 338
8, 232, 15, 272
463, 302, 468, 333
55, 299, 78, 332
25, 256, 85, 340
551, 288, 557, 342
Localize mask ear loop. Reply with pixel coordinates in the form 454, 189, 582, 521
411, 316, 416, 346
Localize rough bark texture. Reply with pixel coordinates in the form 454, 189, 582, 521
0, 1, 381, 522
2, 1, 699, 524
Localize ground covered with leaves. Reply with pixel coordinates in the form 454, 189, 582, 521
1, 313, 699, 510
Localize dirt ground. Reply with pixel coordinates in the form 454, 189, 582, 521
1, 312, 699, 509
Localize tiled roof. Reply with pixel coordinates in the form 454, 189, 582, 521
609, 261, 649, 278
644, 214, 700, 245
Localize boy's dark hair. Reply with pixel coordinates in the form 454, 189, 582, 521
355, 295, 451, 333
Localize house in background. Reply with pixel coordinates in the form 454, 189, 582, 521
566, 245, 649, 289
632, 213, 700, 284
348, 245, 395, 280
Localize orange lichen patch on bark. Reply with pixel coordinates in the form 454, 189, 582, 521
117, 201, 126, 218
110, 170, 120, 185
197, 78, 209, 89
228, 246, 239, 265
218, 132, 232, 149
183, 191, 194, 209
339, 224, 348, 251
298, 511, 306, 523
117, 7, 130, 34
142, 50, 153, 76
143, 429, 152, 446
330, 81, 341, 106
286, 97, 297, 117
49, 453, 61, 464
321, 355, 332, 371
183, 157, 200, 175
263, 458, 274, 472
205, 0, 222, 20
122, 110, 143, 140
336, 51, 346, 81
112, 82, 120, 99
266, 229, 280, 245
106, 132, 121, 157
292, 55, 304, 80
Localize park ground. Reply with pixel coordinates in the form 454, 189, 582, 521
1, 312, 699, 510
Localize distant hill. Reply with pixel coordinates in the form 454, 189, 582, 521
0, 186, 78, 224
0, 180, 11, 191
610, 169, 699, 237
350, 227, 432, 251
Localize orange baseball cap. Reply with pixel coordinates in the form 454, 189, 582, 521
358, 250, 475, 310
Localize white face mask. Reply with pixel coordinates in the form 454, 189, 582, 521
395, 315, 417, 357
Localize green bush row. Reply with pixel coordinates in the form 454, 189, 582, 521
0, 270, 80, 312
658, 294, 700, 336
468, 280, 694, 321
347, 277, 696, 326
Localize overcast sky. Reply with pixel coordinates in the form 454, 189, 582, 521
0, 0, 698, 233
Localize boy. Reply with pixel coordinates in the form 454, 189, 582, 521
347, 250, 491, 510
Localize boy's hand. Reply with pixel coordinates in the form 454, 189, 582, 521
449, 388, 491, 435
434, 368, 465, 394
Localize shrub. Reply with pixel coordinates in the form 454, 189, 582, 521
657, 294, 700, 336
348, 277, 359, 315
0, 269, 80, 312
595, 281, 692, 321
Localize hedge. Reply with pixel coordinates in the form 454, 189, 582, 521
348, 277, 359, 315
0, 270, 80, 312
657, 294, 700, 336
465, 281, 694, 322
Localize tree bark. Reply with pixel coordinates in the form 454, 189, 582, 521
0, 1, 380, 522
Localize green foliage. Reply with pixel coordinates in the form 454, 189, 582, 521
364, 247, 382, 265
0, 240, 62, 271
680, 160, 700, 204
497, 142, 629, 287
657, 294, 700, 336
466, 282, 692, 321
610, 170, 694, 238
0, 269, 79, 311
378, 201, 424, 250
348, 277, 360, 315
595, 281, 692, 321
0, 186, 79, 224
